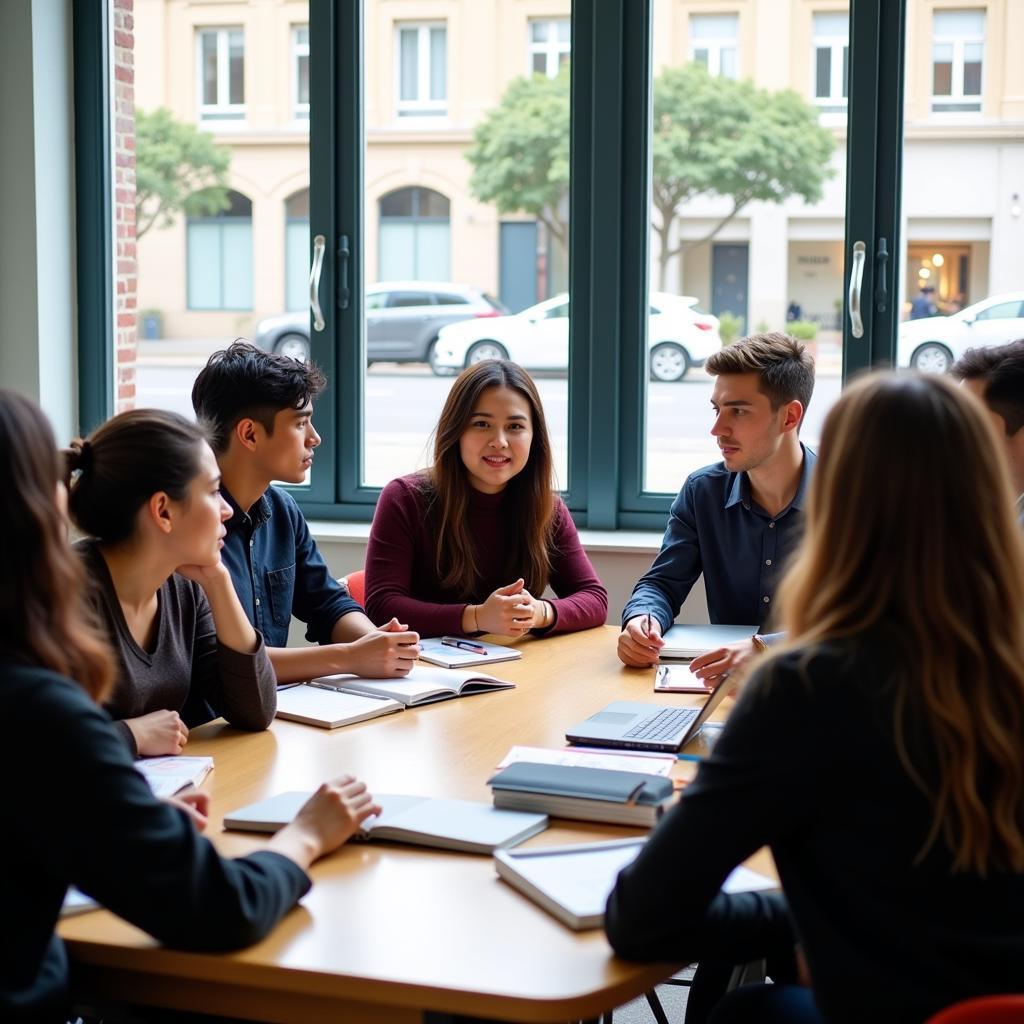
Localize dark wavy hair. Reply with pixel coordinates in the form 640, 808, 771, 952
422, 360, 556, 598
191, 340, 326, 453
0, 391, 113, 701
65, 409, 208, 544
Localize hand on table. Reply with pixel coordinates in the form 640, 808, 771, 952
617, 615, 665, 667
343, 624, 420, 677
126, 709, 189, 756
166, 789, 210, 831
473, 579, 537, 637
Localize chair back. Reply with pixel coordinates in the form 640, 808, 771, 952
927, 996, 1024, 1024
343, 569, 366, 607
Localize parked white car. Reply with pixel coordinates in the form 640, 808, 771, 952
431, 292, 722, 381
898, 292, 1024, 373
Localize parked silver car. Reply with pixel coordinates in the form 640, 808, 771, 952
255, 281, 507, 367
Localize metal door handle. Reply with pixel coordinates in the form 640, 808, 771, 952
848, 240, 866, 339
875, 237, 889, 313
309, 234, 326, 332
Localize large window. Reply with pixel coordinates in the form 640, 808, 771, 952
197, 27, 245, 123
186, 190, 253, 311
528, 19, 571, 77
79, 1, 909, 526
688, 13, 739, 79
931, 8, 984, 114
396, 22, 447, 118
812, 11, 849, 114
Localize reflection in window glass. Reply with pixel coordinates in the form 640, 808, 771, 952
364, 1, 570, 490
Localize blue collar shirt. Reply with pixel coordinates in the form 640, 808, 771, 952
622, 444, 816, 634
220, 485, 363, 648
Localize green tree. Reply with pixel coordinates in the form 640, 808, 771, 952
464, 65, 835, 290
134, 107, 232, 240
651, 64, 834, 289
465, 70, 571, 259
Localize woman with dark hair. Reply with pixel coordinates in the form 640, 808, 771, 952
604, 372, 1024, 1024
0, 389, 379, 1021
365, 360, 607, 638
66, 409, 276, 757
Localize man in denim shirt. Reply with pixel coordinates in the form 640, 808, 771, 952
618, 333, 815, 683
192, 342, 420, 682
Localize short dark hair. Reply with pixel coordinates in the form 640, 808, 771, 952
191, 341, 327, 453
705, 331, 815, 413
951, 339, 1024, 436
66, 409, 208, 544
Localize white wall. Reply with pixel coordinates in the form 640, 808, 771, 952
0, 0, 77, 442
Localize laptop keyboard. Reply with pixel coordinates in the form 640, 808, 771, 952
624, 706, 698, 741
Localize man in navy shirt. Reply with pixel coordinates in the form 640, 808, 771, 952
618, 332, 816, 682
951, 339, 1024, 524
192, 342, 420, 681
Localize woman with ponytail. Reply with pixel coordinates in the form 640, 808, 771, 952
0, 390, 378, 1021
605, 373, 1024, 1024
66, 408, 277, 756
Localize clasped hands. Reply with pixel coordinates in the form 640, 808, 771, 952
466, 579, 552, 637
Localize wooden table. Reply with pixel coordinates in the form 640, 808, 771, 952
61, 626, 761, 1023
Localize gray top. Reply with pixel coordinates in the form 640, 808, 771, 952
78, 540, 277, 756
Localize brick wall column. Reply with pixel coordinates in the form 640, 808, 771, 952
113, 0, 137, 411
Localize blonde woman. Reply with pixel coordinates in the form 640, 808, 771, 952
606, 373, 1024, 1024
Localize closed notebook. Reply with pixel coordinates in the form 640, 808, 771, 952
494, 837, 778, 931
488, 762, 676, 827
659, 624, 758, 662
311, 666, 515, 707
418, 636, 523, 669
223, 791, 548, 854
275, 684, 403, 729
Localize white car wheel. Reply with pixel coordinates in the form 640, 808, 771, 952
465, 341, 509, 367
275, 333, 310, 362
649, 343, 690, 383
911, 343, 953, 374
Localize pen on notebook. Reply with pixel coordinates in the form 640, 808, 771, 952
441, 636, 489, 656
642, 613, 651, 638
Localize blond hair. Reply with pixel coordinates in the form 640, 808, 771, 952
774, 371, 1024, 874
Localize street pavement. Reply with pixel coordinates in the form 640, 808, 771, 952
137, 340, 841, 493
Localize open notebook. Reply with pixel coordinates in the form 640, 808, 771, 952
310, 666, 515, 707
224, 792, 548, 854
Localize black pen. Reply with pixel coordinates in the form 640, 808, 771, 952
441, 636, 489, 656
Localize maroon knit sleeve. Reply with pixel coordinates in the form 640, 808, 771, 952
364, 477, 468, 637
541, 498, 609, 635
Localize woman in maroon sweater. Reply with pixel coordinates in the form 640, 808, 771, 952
365, 360, 608, 638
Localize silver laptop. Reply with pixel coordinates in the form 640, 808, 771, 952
565, 684, 730, 753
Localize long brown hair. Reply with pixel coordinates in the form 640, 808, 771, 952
775, 372, 1024, 874
0, 391, 113, 701
423, 360, 556, 598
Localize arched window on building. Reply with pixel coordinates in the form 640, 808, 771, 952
378, 187, 450, 281
284, 188, 310, 311
186, 190, 253, 310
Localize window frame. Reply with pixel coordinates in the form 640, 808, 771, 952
195, 26, 246, 125
930, 8, 985, 114
293, 24, 310, 123
394, 21, 448, 119
687, 12, 740, 80
75, 0, 907, 527
811, 12, 849, 115
527, 17, 571, 78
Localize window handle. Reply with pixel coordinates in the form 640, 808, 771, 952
309, 234, 326, 332
848, 240, 866, 339
875, 237, 889, 313
337, 235, 350, 311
